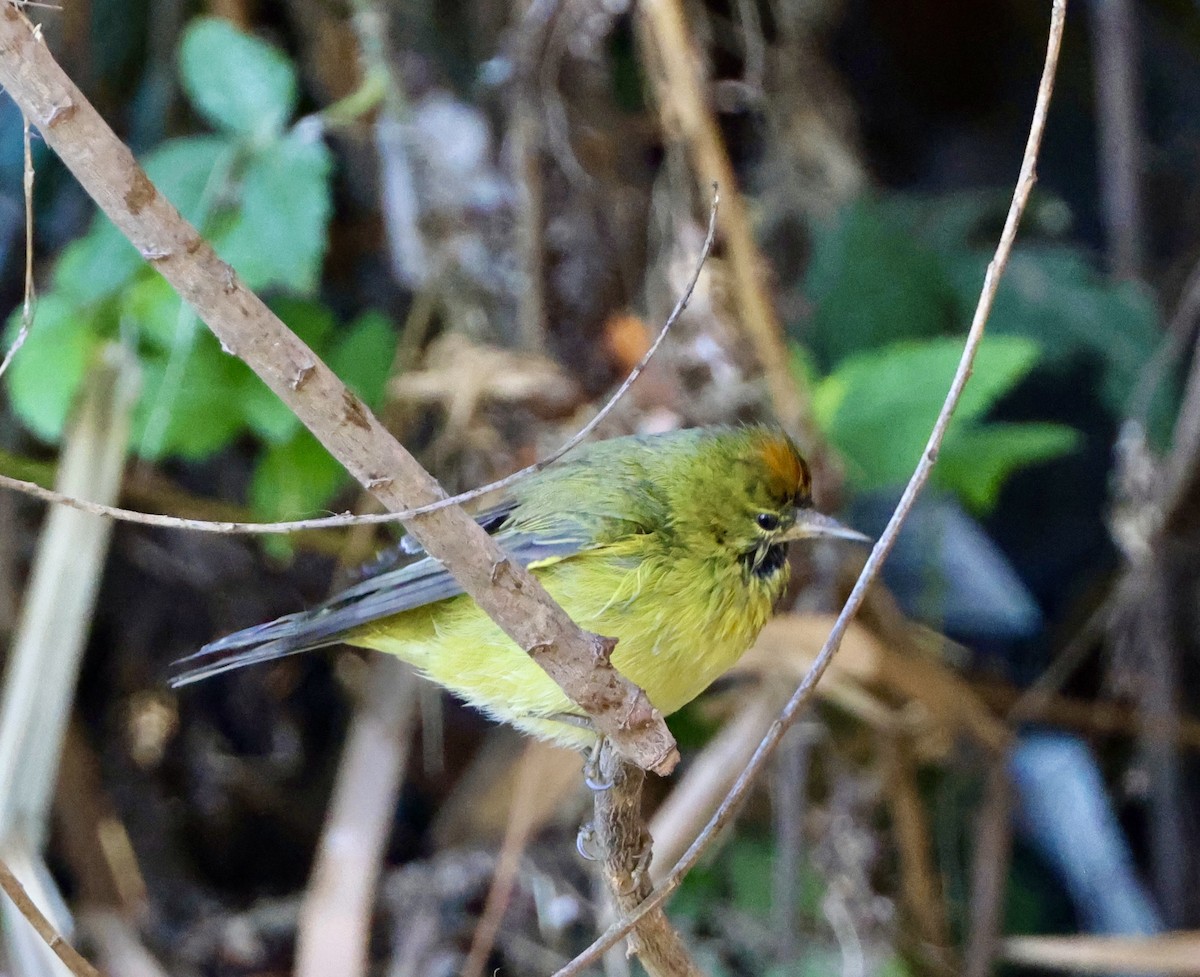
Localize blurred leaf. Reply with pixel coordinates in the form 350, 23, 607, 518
52, 217, 142, 305
727, 838, 775, 917
939, 422, 1081, 512
216, 132, 332, 292
124, 274, 184, 351
329, 311, 397, 407
270, 296, 336, 349
133, 333, 246, 460
142, 135, 234, 225
813, 336, 1047, 488
4, 295, 104, 442
803, 197, 956, 368
250, 429, 347, 522
967, 248, 1161, 418
179, 17, 297, 138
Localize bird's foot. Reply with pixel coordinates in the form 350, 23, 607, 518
583, 736, 615, 791
575, 822, 604, 861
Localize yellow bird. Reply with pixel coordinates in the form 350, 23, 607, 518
172, 426, 865, 749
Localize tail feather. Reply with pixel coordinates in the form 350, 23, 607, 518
170, 609, 352, 687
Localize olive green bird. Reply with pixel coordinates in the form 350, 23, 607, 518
171, 426, 865, 749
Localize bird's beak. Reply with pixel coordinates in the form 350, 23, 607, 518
782, 509, 871, 544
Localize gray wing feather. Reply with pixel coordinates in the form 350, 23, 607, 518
170, 531, 584, 687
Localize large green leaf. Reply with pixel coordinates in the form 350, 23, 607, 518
813, 335, 1044, 488
963, 247, 1161, 418
142, 135, 235, 225
133, 332, 247, 460
4, 295, 105, 442
939, 422, 1081, 512
216, 132, 332, 292
179, 17, 297, 138
52, 216, 142, 305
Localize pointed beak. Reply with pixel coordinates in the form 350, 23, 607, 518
781, 509, 872, 544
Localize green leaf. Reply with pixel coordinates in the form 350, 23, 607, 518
4, 295, 105, 442
270, 296, 336, 349
814, 336, 1044, 489
726, 839, 776, 918
52, 217, 142, 305
216, 132, 333, 292
142, 135, 234, 225
803, 197, 957, 368
179, 17, 297, 138
133, 333, 246, 460
123, 274, 184, 351
329, 311, 396, 407
250, 429, 347, 522
938, 422, 1081, 512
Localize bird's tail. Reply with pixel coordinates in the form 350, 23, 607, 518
169, 608, 355, 687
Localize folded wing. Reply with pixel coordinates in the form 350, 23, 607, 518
170, 524, 587, 687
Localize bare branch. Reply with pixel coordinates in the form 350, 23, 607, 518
555, 0, 1068, 970
0, 1, 678, 774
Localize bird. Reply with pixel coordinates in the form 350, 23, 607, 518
171, 426, 866, 750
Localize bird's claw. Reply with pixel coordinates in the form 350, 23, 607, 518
575, 822, 603, 862
583, 739, 614, 791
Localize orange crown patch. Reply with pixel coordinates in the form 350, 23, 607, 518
759, 433, 809, 499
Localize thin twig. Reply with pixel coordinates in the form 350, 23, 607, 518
0, 856, 101, 977
554, 1, 1067, 970
0, 113, 35, 381
0, 193, 720, 534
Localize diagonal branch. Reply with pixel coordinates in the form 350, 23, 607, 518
0, 1, 676, 774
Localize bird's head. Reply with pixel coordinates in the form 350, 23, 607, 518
667, 427, 867, 581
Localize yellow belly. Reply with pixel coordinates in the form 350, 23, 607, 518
352, 551, 778, 749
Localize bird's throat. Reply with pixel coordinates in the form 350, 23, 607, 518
742, 542, 788, 580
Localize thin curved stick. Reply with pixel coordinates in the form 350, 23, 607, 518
0, 191, 720, 535
0, 857, 101, 977
553, 1, 1068, 973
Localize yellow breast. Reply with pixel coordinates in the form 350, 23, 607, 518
354, 545, 783, 749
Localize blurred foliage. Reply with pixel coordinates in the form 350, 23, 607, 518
798, 193, 1170, 512
2, 17, 394, 523
808, 336, 1080, 512
673, 834, 915, 977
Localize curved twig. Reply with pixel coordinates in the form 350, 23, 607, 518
553, 0, 1068, 971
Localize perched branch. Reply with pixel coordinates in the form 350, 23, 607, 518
0, 2, 677, 773
592, 742, 705, 977
555, 1, 1068, 971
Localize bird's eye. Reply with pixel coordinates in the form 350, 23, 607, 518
756, 513, 780, 531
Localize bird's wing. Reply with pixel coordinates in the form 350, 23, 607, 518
169, 519, 592, 687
